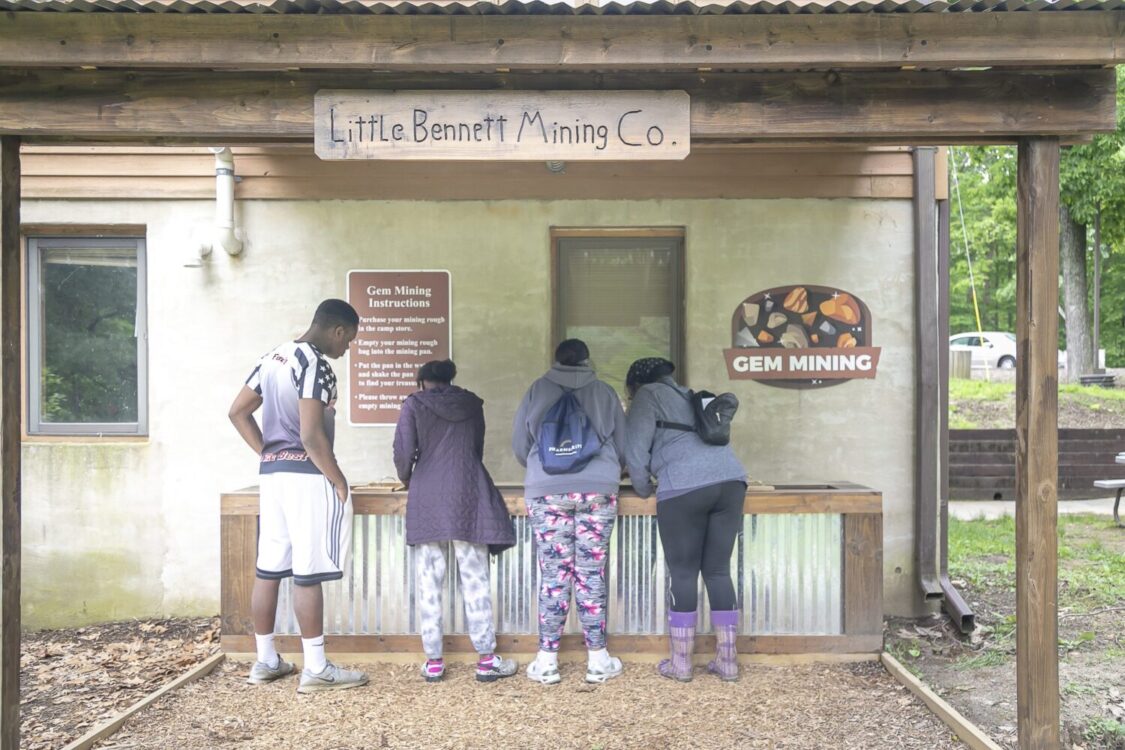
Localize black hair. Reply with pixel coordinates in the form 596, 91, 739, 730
625, 357, 676, 391
417, 359, 457, 385
555, 339, 590, 367
312, 299, 360, 330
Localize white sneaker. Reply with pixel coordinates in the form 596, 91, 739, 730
247, 657, 296, 685
297, 662, 369, 693
526, 657, 562, 685
585, 654, 623, 684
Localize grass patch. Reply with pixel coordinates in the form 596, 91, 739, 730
951, 379, 1125, 402
950, 515, 1125, 610
956, 648, 1009, 670
948, 411, 979, 429
1084, 717, 1125, 746
949, 380, 1014, 402
1062, 682, 1100, 697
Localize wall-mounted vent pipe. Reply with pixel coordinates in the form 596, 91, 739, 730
199, 146, 244, 259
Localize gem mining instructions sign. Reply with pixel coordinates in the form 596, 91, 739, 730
314, 90, 691, 161
348, 270, 451, 426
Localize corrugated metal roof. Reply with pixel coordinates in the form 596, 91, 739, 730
0, 0, 1121, 13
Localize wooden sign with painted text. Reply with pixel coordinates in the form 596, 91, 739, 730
315, 90, 690, 161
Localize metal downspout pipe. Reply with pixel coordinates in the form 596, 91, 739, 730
916, 147, 975, 631
915, 146, 944, 603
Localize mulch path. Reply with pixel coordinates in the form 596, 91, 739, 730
101, 658, 964, 749
20, 617, 220, 750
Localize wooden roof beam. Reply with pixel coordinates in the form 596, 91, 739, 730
0, 12, 1121, 71
0, 69, 1114, 144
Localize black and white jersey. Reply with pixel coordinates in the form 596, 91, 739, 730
245, 341, 337, 475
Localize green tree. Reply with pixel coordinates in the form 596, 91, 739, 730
949, 66, 1125, 367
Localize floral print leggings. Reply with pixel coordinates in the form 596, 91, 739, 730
527, 493, 617, 652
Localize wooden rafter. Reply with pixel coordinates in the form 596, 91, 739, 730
0, 12, 1121, 71
0, 68, 1115, 143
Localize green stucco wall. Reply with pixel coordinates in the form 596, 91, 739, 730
20, 197, 919, 628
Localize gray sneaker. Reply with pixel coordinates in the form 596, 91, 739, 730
475, 654, 518, 683
247, 657, 296, 685
297, 662, 370, 693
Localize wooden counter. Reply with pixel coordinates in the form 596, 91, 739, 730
221, 482, 883, 656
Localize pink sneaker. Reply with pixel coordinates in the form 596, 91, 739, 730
421, 658, 445, 683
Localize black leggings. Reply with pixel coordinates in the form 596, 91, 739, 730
655, 480, 745, 612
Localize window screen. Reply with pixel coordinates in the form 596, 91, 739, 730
555, 234, 684, 396
27, 236, 148, 435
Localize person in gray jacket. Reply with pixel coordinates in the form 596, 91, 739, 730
512, 339, 626, 685
623, 357, 747, 683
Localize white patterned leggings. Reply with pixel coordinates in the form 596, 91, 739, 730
414, 541, 496, 660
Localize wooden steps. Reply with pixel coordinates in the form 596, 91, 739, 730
949, 429, 1125, 500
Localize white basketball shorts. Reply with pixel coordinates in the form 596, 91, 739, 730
255, 472, 353, 586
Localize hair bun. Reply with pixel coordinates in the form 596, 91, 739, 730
418, 359, 457, 384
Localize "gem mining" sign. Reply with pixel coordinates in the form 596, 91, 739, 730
314, 91, 690, 161
723, 285, 882, 389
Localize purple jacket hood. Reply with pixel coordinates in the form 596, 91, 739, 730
411, 385, 482, 423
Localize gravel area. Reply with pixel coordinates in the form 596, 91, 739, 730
101, 659, 965, 749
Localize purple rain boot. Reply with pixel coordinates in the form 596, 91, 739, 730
707, 610, 740, 682
658, 610, 696, 682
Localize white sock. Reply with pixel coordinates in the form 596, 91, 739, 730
587, 647, 611, 667
254, 633, 278, 667
302, 636, 327, 674
535, 650, 558, 668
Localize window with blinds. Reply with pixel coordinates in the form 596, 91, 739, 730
554, 233, 684, 396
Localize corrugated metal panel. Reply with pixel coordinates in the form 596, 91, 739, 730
1, 0, 1122, 12
274, 512, 842, 638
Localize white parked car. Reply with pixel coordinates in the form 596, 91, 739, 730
949, 331, 1066, 369
950, 331, 1018, 369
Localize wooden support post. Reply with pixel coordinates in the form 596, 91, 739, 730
842, 513, 884, 636
914, 146, 942, 601
0, 136, 20, 750
220, 515, 257, 639
1015, 137, 1061, 750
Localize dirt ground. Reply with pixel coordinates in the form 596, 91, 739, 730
98, 658, 965, 750
20, 617, 220, 750
886, 517, 1125, 750
951, 389, 1125, 429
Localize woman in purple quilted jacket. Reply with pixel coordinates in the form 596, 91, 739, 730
393, 359, 517, 684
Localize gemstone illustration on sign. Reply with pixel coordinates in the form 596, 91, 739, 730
723, 285, 882, 388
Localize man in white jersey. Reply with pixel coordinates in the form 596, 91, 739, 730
228, 299, 368, 693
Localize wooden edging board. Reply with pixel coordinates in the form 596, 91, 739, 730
60, 652, 225, 750
881, 652, 1004, 750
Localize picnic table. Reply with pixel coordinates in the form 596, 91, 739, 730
1092, 454, 1125, 527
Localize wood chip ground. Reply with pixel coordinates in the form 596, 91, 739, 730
20, 617, 221, 750
101, 659, 965, 749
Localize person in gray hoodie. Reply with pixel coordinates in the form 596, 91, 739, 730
623, 357, 747, 683
512, 339, 626, 685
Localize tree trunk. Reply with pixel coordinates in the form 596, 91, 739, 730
1060, 203, 1093, 382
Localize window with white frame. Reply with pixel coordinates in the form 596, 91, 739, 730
26, 237, 148, 435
